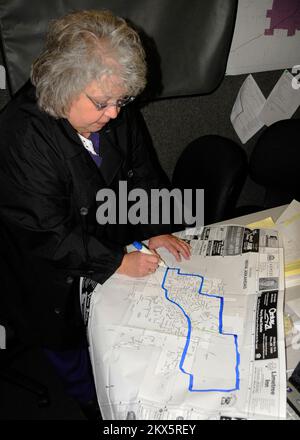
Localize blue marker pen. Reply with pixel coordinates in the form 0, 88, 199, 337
132, 241, 167, 267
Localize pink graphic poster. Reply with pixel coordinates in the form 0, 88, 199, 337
265, 0, 300, 36
227, 0, 300, 75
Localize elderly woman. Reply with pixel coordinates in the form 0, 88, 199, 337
0, 10, 190, 418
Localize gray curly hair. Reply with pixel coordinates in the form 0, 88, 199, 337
31, 9, 147, 118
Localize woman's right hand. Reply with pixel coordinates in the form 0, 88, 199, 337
116, 251, 160, 277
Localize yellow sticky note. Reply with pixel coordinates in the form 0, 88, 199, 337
247, 217, 275, 229
285, 259, 300, 277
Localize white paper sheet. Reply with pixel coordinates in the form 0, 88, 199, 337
259, 70, 300, 126
286, 298, 300, 319
230, 75, 266, 144
275, 200, 300, 287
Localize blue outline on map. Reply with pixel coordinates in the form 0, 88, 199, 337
161, 267, 240, 392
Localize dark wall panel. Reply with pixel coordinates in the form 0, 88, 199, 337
0, 0, 237, 97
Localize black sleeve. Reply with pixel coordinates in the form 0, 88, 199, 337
126, 107, 174, 240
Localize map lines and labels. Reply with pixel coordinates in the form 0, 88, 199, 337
161, 267, 240, 393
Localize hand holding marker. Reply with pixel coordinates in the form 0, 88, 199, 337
132, 241, 167, 267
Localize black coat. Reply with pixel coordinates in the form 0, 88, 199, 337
0, 83, 170, 349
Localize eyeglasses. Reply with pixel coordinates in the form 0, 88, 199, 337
85, 93, 135, 111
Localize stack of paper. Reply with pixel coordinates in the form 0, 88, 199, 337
275, 200, 300, 287
246, 201, 300, 287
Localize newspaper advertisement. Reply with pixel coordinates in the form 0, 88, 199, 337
183, 224, 279, 256
87, 225, 286, 420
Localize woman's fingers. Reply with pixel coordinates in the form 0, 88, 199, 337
117, 252, 159, 277
148, 234, 191, 260
171, 237, 191, 259
151, 235, 191, 261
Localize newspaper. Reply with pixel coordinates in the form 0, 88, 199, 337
87, 225, 286, 420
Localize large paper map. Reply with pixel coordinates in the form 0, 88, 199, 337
86, 225, 286, 420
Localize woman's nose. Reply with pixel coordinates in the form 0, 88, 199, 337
104, 104, 120, 119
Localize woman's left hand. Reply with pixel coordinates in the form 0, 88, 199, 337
148, 234, 191, 262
